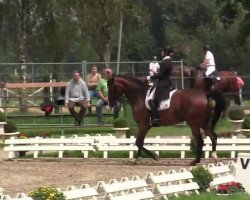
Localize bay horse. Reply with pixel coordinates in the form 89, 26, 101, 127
191, 69, 241, 106
108, 75, 227, 166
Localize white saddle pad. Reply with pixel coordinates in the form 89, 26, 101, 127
145, 88, 177, 110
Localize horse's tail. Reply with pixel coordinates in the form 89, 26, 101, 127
206, 91, 228, 130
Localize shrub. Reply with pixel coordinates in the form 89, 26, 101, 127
0, 112, 6, 122
126, 126, 138, 138
113, 117, 128, 128
4, 119, 17, 133
227, 107, 245, 120
242, 117, 250, 129
190, 165, 213, 192
29, 186, 66, 200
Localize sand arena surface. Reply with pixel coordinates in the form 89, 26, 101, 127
0, 149, 234, 197
0, 149, 192, 196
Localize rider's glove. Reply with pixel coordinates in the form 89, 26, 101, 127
146, 76, 151, 81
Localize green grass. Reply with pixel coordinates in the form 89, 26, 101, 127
171, 192, 250, 200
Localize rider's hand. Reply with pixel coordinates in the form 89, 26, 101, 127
146, 76, 151, 81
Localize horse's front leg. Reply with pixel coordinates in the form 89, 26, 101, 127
134, 124, 159, 162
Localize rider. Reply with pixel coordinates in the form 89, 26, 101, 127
199, 45, 219, 90
147, 46, 174, 127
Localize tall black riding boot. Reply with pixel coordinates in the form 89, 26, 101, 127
148, 100, 160, 127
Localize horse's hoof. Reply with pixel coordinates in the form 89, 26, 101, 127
130, 158, 141, 165
189, 160, 198, 166
213, 157, 220, 163
154, 154, 159, 161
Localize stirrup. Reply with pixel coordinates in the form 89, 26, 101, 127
151, 119, 161, 127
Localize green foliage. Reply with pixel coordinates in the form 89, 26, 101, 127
29, 186, 66, 200
172, 192, 250, 199
242, 117, 250, 129
126, 126, 138, 138
0, 112, 6, 122
113, 117, 128, 128
4, 119, 17, 133
191, 166, 213, 192
227, 107, 245, 120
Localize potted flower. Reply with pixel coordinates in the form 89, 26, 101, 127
227, 107, 245, 134
242, 117, 250, 137
217, 181, 245, 195
29, 186, 66, 200
113, 117, 129, 138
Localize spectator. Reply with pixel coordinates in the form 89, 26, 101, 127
86, 65, 102, 113
65, 70, 90, 125
86, 65, 102, 98
149, 56, 160, 76
96, 68, 113, 125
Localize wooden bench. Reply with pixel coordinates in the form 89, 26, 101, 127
61, 184, 98, 200
97, 176, 154, 200
97, 136, 190, 159
4, 136, 95, 159
203, 136, 250, 158
207, 162, 237, 188
146, 168, 199, 199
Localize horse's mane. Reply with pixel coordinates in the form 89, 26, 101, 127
115, 75, 148, 87
115, 75, 149, 93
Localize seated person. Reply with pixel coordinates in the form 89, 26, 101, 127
65, 70, 90, 125
96, 67, 112, 125
86, 65, 102, 113
86, 65, 102, 98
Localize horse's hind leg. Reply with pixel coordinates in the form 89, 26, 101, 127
190, 127, 204, 166
204, 127, 219, 162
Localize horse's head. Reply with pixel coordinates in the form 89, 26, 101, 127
107, 76, 123, 108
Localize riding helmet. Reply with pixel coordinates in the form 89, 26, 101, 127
164, 46, 174, 55
203, 45, 210, 51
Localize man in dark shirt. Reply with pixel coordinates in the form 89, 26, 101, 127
148, 46, 174, 127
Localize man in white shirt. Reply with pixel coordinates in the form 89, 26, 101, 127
199, 45, 216, 77
149, 56, 160, 76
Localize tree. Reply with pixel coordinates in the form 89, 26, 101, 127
75, 0, 151, 62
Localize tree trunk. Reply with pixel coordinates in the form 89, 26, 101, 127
18, 0, 29, 112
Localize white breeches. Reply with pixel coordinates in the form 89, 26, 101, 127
205, 66, 215, 76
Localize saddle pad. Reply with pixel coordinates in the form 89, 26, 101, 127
145, 88, 177, 110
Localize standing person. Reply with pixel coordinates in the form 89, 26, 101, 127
86, 65, 102, 113
96, 68, 113, 125
149, 56, 160, 76
65, 70, 90, 125
147, 46, 174, 127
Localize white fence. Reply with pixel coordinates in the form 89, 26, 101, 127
0, 161, 237, 200
4, 135, 250, 159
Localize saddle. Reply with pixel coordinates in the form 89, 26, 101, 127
145, 87, 177, 110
